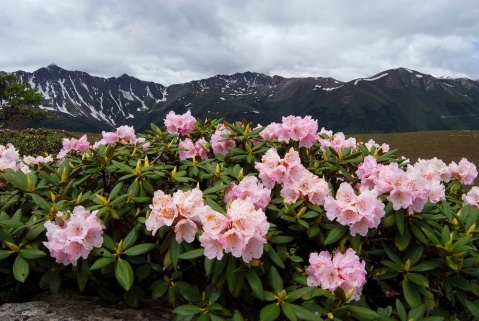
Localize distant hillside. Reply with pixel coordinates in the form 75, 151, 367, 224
8, 65, 479, 133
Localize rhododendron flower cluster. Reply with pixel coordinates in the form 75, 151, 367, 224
178, 138, 208, 160
43, 206, 105, 266
164, 110, 196, 135
363, 139, 390, 153
449, 158, 478, 185
307, 248, 367, 302
61, 135, 90, 153
92, 125, 143, 148
0, 143, 26, 172
23, 155, 54, 165
224, 176, 271, 210
357, 156, 474, 214
199, 199, 269, 263
211, 125, 236, 155
260, 115, 318, 148
324, 183, 385, 236
317, 128, 357, 152
145, 189, 208, 243
255, 148, 329, 205
463, 186, 479, 208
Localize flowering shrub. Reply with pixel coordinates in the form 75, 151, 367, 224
0, 114, 479, 320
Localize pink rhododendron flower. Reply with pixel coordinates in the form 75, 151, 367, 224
62, 135, 90, 153
43, 206, 105, 266
324, 183, 385, 236
211, 125, 235, 155
256, 147, 330, 205
448, 158, 478, 185
199, 199, 269, 263
357, 157, 447, 214
259, 122, 280, 140
194, 138, 209, 160
317, 129, 357, 153
307, 248, 367, 302
116, 125, 137, 143
178, 138, 197, 160
363, 139, 390, 153
260, 116, 318, 148
164, 110, 196, 135
23, 155, 54, 165
463, 186, 479, 208
0, 144, 23, 171
146, 188, 209, 244
224, 176, 271, 210
101, 131, 119, 144
178, 138, 209, 160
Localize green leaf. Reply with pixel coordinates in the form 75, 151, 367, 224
178, 248, 205, 260
290, 304, 323, 321
406, 273, 429, 287
281, 302, 297, 321
410, 260, 441, 272
407, 304, 425, 321
90, 257, 116, 270
348, 306, 379, 320
20, 248, 47, 259
112, 160, 135, 174
465, 300, 479, 320
395, 226, 411, 251
402, 279, 421, 308
269, 266, 283, 294
203, 184, 228, 195
260, 303, 280, 321
172, 304, 203, 316
265, 244, 285, 269
0, 250, 12, 260
115, 258, 134, 291
269, 235, 294, 244
231, 310, 245, 321
395, 210, 405, 235
13, 254, 29, 283
151, 280, 168, 300
124, 243, 156, 256
246, 269, 265, 300
286, 287, 313, 302
28, 193, 51, 211
323, 224, 348, 246
122, 228, 139, 250
382, 243, 403, 267
396, 299, 407, 321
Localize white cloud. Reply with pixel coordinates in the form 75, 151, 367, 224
0, 0, 478, 84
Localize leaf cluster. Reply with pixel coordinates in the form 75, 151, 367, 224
0, 118, 478, 320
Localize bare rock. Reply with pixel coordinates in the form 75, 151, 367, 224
0, 293, 175, 321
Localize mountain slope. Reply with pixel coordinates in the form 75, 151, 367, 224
8, 65, 479, 134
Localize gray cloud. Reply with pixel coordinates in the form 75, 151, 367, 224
1, 0, 478, 85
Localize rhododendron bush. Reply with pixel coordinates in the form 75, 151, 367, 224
1, 111, 479, 321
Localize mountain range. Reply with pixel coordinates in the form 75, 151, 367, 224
9, 64, 479, 134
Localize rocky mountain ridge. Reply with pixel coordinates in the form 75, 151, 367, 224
9, 65, 479, 133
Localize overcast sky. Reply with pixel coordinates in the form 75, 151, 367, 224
1, 0, 478, 86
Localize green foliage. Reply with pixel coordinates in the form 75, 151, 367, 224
0, 73, 50, 129
0, 117, 478, 321
0, 128, 74, 156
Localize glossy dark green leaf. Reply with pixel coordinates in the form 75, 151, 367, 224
260, 303, 280, 321
13, 254, 29, 283
269, 266, 283, 294
323, 224, 348, 246
246, 269, 265, 300
178, 248, 205, 260
124, 243, 155, 256
115, 259, 134, 291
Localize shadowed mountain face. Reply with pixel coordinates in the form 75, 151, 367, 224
10, 65, 479, 134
